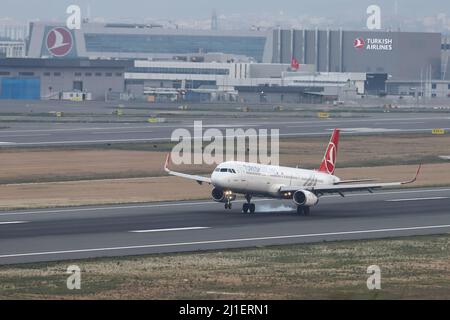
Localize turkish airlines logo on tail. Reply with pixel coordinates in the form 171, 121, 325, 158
324, 143, 337, 174
354, 37, 365, 49
46, 27, 73, 57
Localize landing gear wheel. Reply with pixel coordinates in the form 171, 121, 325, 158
303, 207, 310, 216
225, 202, 232, 210
249, 203, 256, 214
242, 203, 249, 213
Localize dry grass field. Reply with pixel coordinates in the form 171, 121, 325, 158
1, 234, 449, 299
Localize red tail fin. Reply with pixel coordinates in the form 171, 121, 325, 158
318, 129, 340, 175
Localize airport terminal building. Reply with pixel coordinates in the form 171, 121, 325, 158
0, 21, 448, 102
27, 22, 444, 80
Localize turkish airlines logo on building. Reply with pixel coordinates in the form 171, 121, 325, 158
46, 27, 73, 57
354, 37, 366, 49
354, 36, 393, 51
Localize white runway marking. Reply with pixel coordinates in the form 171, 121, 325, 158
1, 224, 450, 259
90, 131, 153, 135
0, 134, 51, 138
130, 227, 210, 233
339, 128, 402, 133
387, 197, 450, 202
0, 221, 28, 225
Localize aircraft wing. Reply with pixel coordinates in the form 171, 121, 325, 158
164, 154, 212, 185
280, 165, 421, 195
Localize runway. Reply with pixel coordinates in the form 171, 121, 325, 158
0, 113, 449, 146
0, 187, 449, 265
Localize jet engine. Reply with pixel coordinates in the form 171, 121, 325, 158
293, 190, 319, 207
212, 188, 236, 203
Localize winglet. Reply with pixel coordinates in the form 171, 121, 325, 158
164, 153, 171, 173
402, 164, 422, 185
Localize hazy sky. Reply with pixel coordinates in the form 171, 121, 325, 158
1, 0, 449, 21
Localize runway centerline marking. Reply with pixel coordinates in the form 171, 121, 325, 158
0, 221, 28, 225
130, 227, 210, 233
0, 188, 449, 218
1, 224, 450, 260
387, 197, 450, 202
90, 131, 154, 135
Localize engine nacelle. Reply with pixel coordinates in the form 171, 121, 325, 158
293, 190, 319, 207
212, 188, 236, 203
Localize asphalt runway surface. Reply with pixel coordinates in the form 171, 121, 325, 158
0, 113, 449, 146
0, 187, 449, 265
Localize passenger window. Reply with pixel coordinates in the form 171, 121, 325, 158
220, 169, 228, 173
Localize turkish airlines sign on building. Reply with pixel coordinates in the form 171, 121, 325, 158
46, 27, 74, 57
354, 37, 393, 51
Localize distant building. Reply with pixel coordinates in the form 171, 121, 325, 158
0, 58, 132, 100
0, 41, 26, 58
271, 29, 442, 81
27, 22, 446, 82
27, 21, 270, 62
125, 60, 369, 103
442, 35, 450, 80
0, 22, 28, 41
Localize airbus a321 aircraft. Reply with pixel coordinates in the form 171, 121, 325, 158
165, 129, 421, 215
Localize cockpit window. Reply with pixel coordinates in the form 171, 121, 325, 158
216, 168, 237, 174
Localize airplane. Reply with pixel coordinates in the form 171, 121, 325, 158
164, 129, 421, 215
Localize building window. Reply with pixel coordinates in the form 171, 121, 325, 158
85, 73, 92, 77
84, 34, 267, 62
19, 72, 35, 76
73, 81, 83, 92
95, 72, 102, 76
0, 71, 10, 76
74, 72, 82, 77
54, 72, 62, 76
448, 84, 450, 90
115, 73, 123, 77
105, 73, 113, 77
432, 93, 437, 98
432, 83, 437, 90
44, 72, 51, 76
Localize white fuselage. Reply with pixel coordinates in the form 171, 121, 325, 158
211, 161, 340, 198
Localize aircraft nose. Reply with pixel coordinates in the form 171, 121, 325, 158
211, 172, 225, 187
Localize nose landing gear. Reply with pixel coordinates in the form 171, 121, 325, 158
242, 195, 256, 214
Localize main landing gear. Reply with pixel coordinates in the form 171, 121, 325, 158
297, 206, 310, 216
242, 194, 256, 214
225, 201, 232, 210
